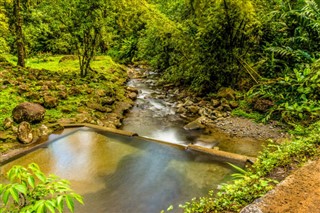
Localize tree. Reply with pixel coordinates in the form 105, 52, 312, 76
53, 0, 108, 77
0, 1, 9, 53
13, 0, 25, 66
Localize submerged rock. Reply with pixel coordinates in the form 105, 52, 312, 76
12, 102, 46, 123
17, 121, 33, 144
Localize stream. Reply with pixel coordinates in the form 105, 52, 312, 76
0, 68, 265, 213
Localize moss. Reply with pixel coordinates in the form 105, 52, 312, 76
0, 54, 130, 146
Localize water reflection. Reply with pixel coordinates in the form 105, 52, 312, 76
2, 130, 233, 213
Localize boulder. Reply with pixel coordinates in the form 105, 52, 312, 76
44, 96, 58, 108
17, 121, 33, 144
128, 92, 138, 100
184, 117, 206, 130
127, 86, 139, 93
12, 102, 46, 123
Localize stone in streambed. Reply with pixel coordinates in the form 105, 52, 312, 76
184, 117, 206, 130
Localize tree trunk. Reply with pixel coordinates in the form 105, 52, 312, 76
14, 0, 25, 67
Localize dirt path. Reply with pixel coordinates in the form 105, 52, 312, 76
241, 158, 320, 213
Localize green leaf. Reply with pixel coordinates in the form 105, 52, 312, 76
28, 176, 35, 188
65, 195, 75, 212
45, 200, 56, 213
14, 184, 27, 195
36, 202, 45, 213
8, 187, 19, 203
35, 172, 46, 183
2, 189, 10, 204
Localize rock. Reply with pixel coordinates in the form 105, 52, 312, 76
12, 102, 46, 123
101, 97, 115, 106
69, 86, 82, 96
184, 117, 206, 130
56, 85, 66, 91
199, 107, 217, 120
39, 124, 49, 136
221, 103, 232, 112
18, 84, 29, 94
128, 92, 138, 100
212, 99, 221, 107
58, 91, 68, 99
44, 96, 58, 108
217, 87, 236, 100
188, 105, 200, 114
17, 121, 33, 144
87, 102, 112, 113
3, 117, 13, 130
0, 131, 9, 141
184, 99, 194, 106
240, 204, 263, 213
176, 106, 187, 114
95, 89, 107, 97
229, 100, 239, 109
25, 92, 40, 100
253, 99, 274, 112
127, 86, 139, 93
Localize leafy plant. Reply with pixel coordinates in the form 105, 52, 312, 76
0, 163, 83, 213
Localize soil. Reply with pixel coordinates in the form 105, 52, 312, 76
241, 158, 320, 213
207, 116, 289, 141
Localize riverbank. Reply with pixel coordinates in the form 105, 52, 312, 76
0, 56, 137, 157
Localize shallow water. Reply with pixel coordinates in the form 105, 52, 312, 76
122, 70, 266, 157
2, 129, 234, 213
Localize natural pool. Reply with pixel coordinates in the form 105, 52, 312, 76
1, 128, 234, 213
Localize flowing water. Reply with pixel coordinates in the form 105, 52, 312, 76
0, 68, 265, 212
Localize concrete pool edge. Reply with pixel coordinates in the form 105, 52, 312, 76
65, 123, 256, 165
1, 123, 256, 167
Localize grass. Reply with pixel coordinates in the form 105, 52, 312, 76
0, 54, 129, 134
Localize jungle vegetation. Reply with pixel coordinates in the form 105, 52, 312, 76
1, 0, 320, 212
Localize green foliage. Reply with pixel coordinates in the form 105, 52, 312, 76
0, 55, 127, 131
0, 163, 83, 213
248, 64, 320, 125
0, 3, 9, 53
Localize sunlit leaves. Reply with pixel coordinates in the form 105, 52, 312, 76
0, 163, 83, 213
